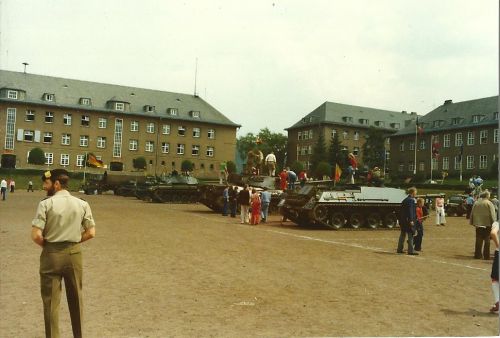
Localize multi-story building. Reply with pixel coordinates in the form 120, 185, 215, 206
389, 96, 498, 179
0, 70, 239, 178
286, 101, 417, 169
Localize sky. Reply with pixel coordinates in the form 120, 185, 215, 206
0, 0, 498, 137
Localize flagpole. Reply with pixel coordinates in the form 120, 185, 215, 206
459, 143, 463, 182
414, 119, 418, 175
84, 151, 87, 184
430, 135, 433, 182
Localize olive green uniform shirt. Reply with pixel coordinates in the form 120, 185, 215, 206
32, 190, 95, 243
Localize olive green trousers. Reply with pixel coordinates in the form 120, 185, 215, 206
40, 242, 83, 338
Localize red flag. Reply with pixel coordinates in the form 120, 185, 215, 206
432, 142, 440, 158
334, 164, 342, 182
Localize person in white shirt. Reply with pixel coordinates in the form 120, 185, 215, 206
265, 152, 277, 176
0, 179, 7, 200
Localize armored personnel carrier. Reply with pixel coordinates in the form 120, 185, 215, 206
280, 183, 407, 229
139, 174, 199, 203
83, 171, 150, 195
198, 175, 283, 213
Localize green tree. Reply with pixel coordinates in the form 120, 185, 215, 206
237, 128, 288, 169
132, 157, 147, 170
315, 161, 332, 179
310, 132, 327, 177
181, 160, 194, 172
361, 127, 387, 169
328, 132, 343, 168
226, 160, 237, 174
28, 147, 45, 165
290, 161, 304, 174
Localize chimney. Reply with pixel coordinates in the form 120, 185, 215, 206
401, 110, 407, 114
444, 99, 452, 105
410, 112, 417, 115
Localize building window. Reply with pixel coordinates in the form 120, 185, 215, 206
308, 145, 313, 154
145, 141, 154, 152
97, 136, 106, 148
399, 142, 404, 151
177, 143, 185, 155
408, 162, 415, 172
191, 111, 200, 118
467, 131, 474, 145
431, 158, 438, 171
80, 98, 91, 105
44, 93, 55, 101
398, 164, 404, 172
61, 133, 71, 145
443, 134, 450, 148
480, 130, 488, 144
455, 133, 462, 146
386, 138, 390, 145
342, 116, 353, 123
331, 129, 337, 138
161, 142, 169, 153
207, 129, 215, 139
451, 117, 462, 125
115, 102, 125, 111
7, 90, 18, 99
391, 123, 400, 129
98, 118, 107, 129
466, 155, 474, 169
168, 108, 178, 116
454, 156, 462, 170
342, 131, 348, 140
472, 115, 483, 123
81, 115, 90, 126
442, 157, 449, 170
113, 118, 123, 158
44, 152, 53, 165
353, 131, 359, 141
308, 130, 313, 139
80, 135, 89, 147
76, 154, 85, 167
26, 110, 35, 121
192, 127, 200, 138
206, 146, 214, 157
63, 113, 72, 125
494, 129, 499, 143
192, 145, 200, 156
479, 155, 488, 169
129, 139, 138, 151
60, 154, 69, 166
409, 141, 415, 151
23, 130, 34, 142
419, 140, 426, 150
43, 132, 53, 143
494, 112, 499, 120
144, 105, 155, 112
146, 123, 155, 133
45, 111, 54, 123
130, 121, 139, 132
178, 126, 186, 136
298, 132, 302, 140
162, 124, 170, 135
418, 162, 425, 171
353, 147, 360, 156
359, 119, 369, 125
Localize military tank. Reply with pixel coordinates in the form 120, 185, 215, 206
139, 174, 199, 203
279, 182, 407, 230
198, 175, 283, 213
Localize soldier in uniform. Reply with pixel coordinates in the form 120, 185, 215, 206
31, 169, 96, 338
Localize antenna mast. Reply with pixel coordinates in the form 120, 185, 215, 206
194, 58, 198, 97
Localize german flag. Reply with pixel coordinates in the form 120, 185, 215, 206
87, 153, 104, 168
334, 164, 342, 182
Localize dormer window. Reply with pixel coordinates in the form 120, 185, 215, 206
390, 123, 400, 129
342, 116, 353, 123
7, 90, 18, 99
433, 120, 445, 128
44, 93, 55, 101
451, 117, 463, 125
115, 102, 125, 111
80, 98, 91, 105
144, 105, 155, 112
190, 111, 200, 118
472, 115, 484, 123
168, 108, 178, 116
375, 121, 385, 127
494, 112, 499, 120
358, 118, 369, 125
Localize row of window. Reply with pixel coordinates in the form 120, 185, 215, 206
427, 113, 499, 128
297, 129, 391, 144
399, 129, 499, 151
40, 153, 216, 167
398, 154, 495, 172
22, 111, 217, 137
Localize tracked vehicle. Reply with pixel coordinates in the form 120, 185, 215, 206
139, 174, 199, 203
280, 183, 407, 230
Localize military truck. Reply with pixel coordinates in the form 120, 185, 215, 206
279, 183, 407, 230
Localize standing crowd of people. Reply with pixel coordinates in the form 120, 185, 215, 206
0, 177, 16, 200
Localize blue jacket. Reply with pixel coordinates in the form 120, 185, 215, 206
400, 195, 417, 232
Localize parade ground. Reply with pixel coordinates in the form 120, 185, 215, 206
1, 191, 499, 337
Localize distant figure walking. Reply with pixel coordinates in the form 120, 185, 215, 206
9, 179, 15, 193
435, 196, 446, 226
397, 187, 419, 255
27, 180, 34, 192
470, 190, 497, 260
0, 178, 7, 200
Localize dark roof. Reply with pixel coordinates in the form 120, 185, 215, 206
286, 101, 416, 132
392, 96, 499, 136
0, 70, 240, 127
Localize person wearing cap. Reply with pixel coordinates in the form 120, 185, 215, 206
31, 169, 96, 338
